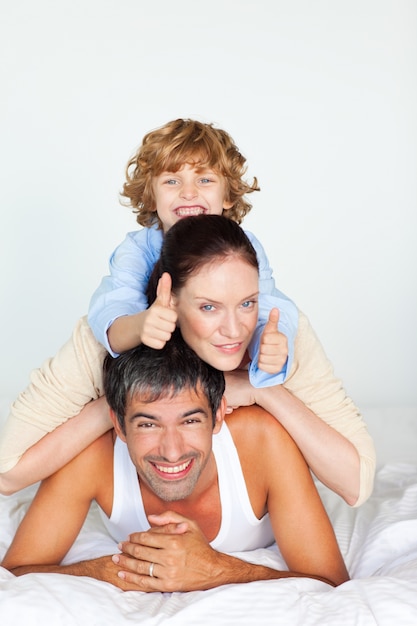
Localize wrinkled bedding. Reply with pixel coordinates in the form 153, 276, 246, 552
1, 407, 416, 625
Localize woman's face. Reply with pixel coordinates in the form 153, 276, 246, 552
173, 256, 259, 371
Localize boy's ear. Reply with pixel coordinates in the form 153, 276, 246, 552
212, 396, 227, 434
109, 408, 127, 442
222, 200, 234, 210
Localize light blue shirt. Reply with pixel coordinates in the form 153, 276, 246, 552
88, 224, 298, 388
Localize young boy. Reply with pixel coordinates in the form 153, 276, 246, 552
88, 118, 297, 381
0, 119, 298, 493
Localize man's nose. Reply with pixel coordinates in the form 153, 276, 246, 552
159, 429, 185, 461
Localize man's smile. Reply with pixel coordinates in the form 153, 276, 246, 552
152, 458, 194, 479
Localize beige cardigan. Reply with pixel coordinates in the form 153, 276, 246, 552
0, 313, 375, 505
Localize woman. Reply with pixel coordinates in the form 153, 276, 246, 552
0, 216, 375, 505
146, 215, 375, 507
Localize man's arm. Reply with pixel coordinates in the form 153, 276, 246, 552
6, 556, 144, 591
237, 406, 350, 586
1, 432, 114, 576
114, 407, 349, 591
112, 512, 338, 592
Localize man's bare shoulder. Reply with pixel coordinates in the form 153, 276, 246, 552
225, 405, 293, 451
70, 429, 114, 469
45, 429, 115, 504
224, 406, 300, 518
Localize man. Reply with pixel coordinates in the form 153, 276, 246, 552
1, 332, 349, 590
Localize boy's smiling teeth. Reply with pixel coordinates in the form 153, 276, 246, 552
155, 460, 192, 474
175, 207, 206, 217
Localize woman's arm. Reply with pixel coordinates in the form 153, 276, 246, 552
225, 369, 361, 506
0, 316, 111, 495
226, 311, 376, 506
256, 382, 360, 506
0, 396, 112, 495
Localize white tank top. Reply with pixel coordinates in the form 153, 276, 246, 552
99, 423, 275, 552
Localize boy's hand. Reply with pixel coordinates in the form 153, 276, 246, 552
140, 273, 177, 349
258, 308, 288, 374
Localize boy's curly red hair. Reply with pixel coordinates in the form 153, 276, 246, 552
121, 118, 259, 228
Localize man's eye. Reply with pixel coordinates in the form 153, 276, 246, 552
138, 422, 155, 429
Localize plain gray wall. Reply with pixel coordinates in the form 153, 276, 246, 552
1, 0, 416, 409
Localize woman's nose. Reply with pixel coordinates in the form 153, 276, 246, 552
219, 313, 240, 338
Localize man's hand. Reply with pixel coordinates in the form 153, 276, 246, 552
113, 512, 227, 592
140, 273, 177, 349
258, 308, 288, 374
112, 511, 319, 591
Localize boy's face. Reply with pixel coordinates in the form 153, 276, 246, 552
152, 164, 233, 232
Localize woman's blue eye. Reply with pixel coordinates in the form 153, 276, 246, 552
241, 300, 257, 309
202, 304, 215, 311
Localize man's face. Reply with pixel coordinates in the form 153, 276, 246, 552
114, 386, 224, 502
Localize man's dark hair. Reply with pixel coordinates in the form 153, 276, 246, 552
103, 329, 225, 433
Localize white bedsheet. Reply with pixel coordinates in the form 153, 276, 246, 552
1, 407, 416, 625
